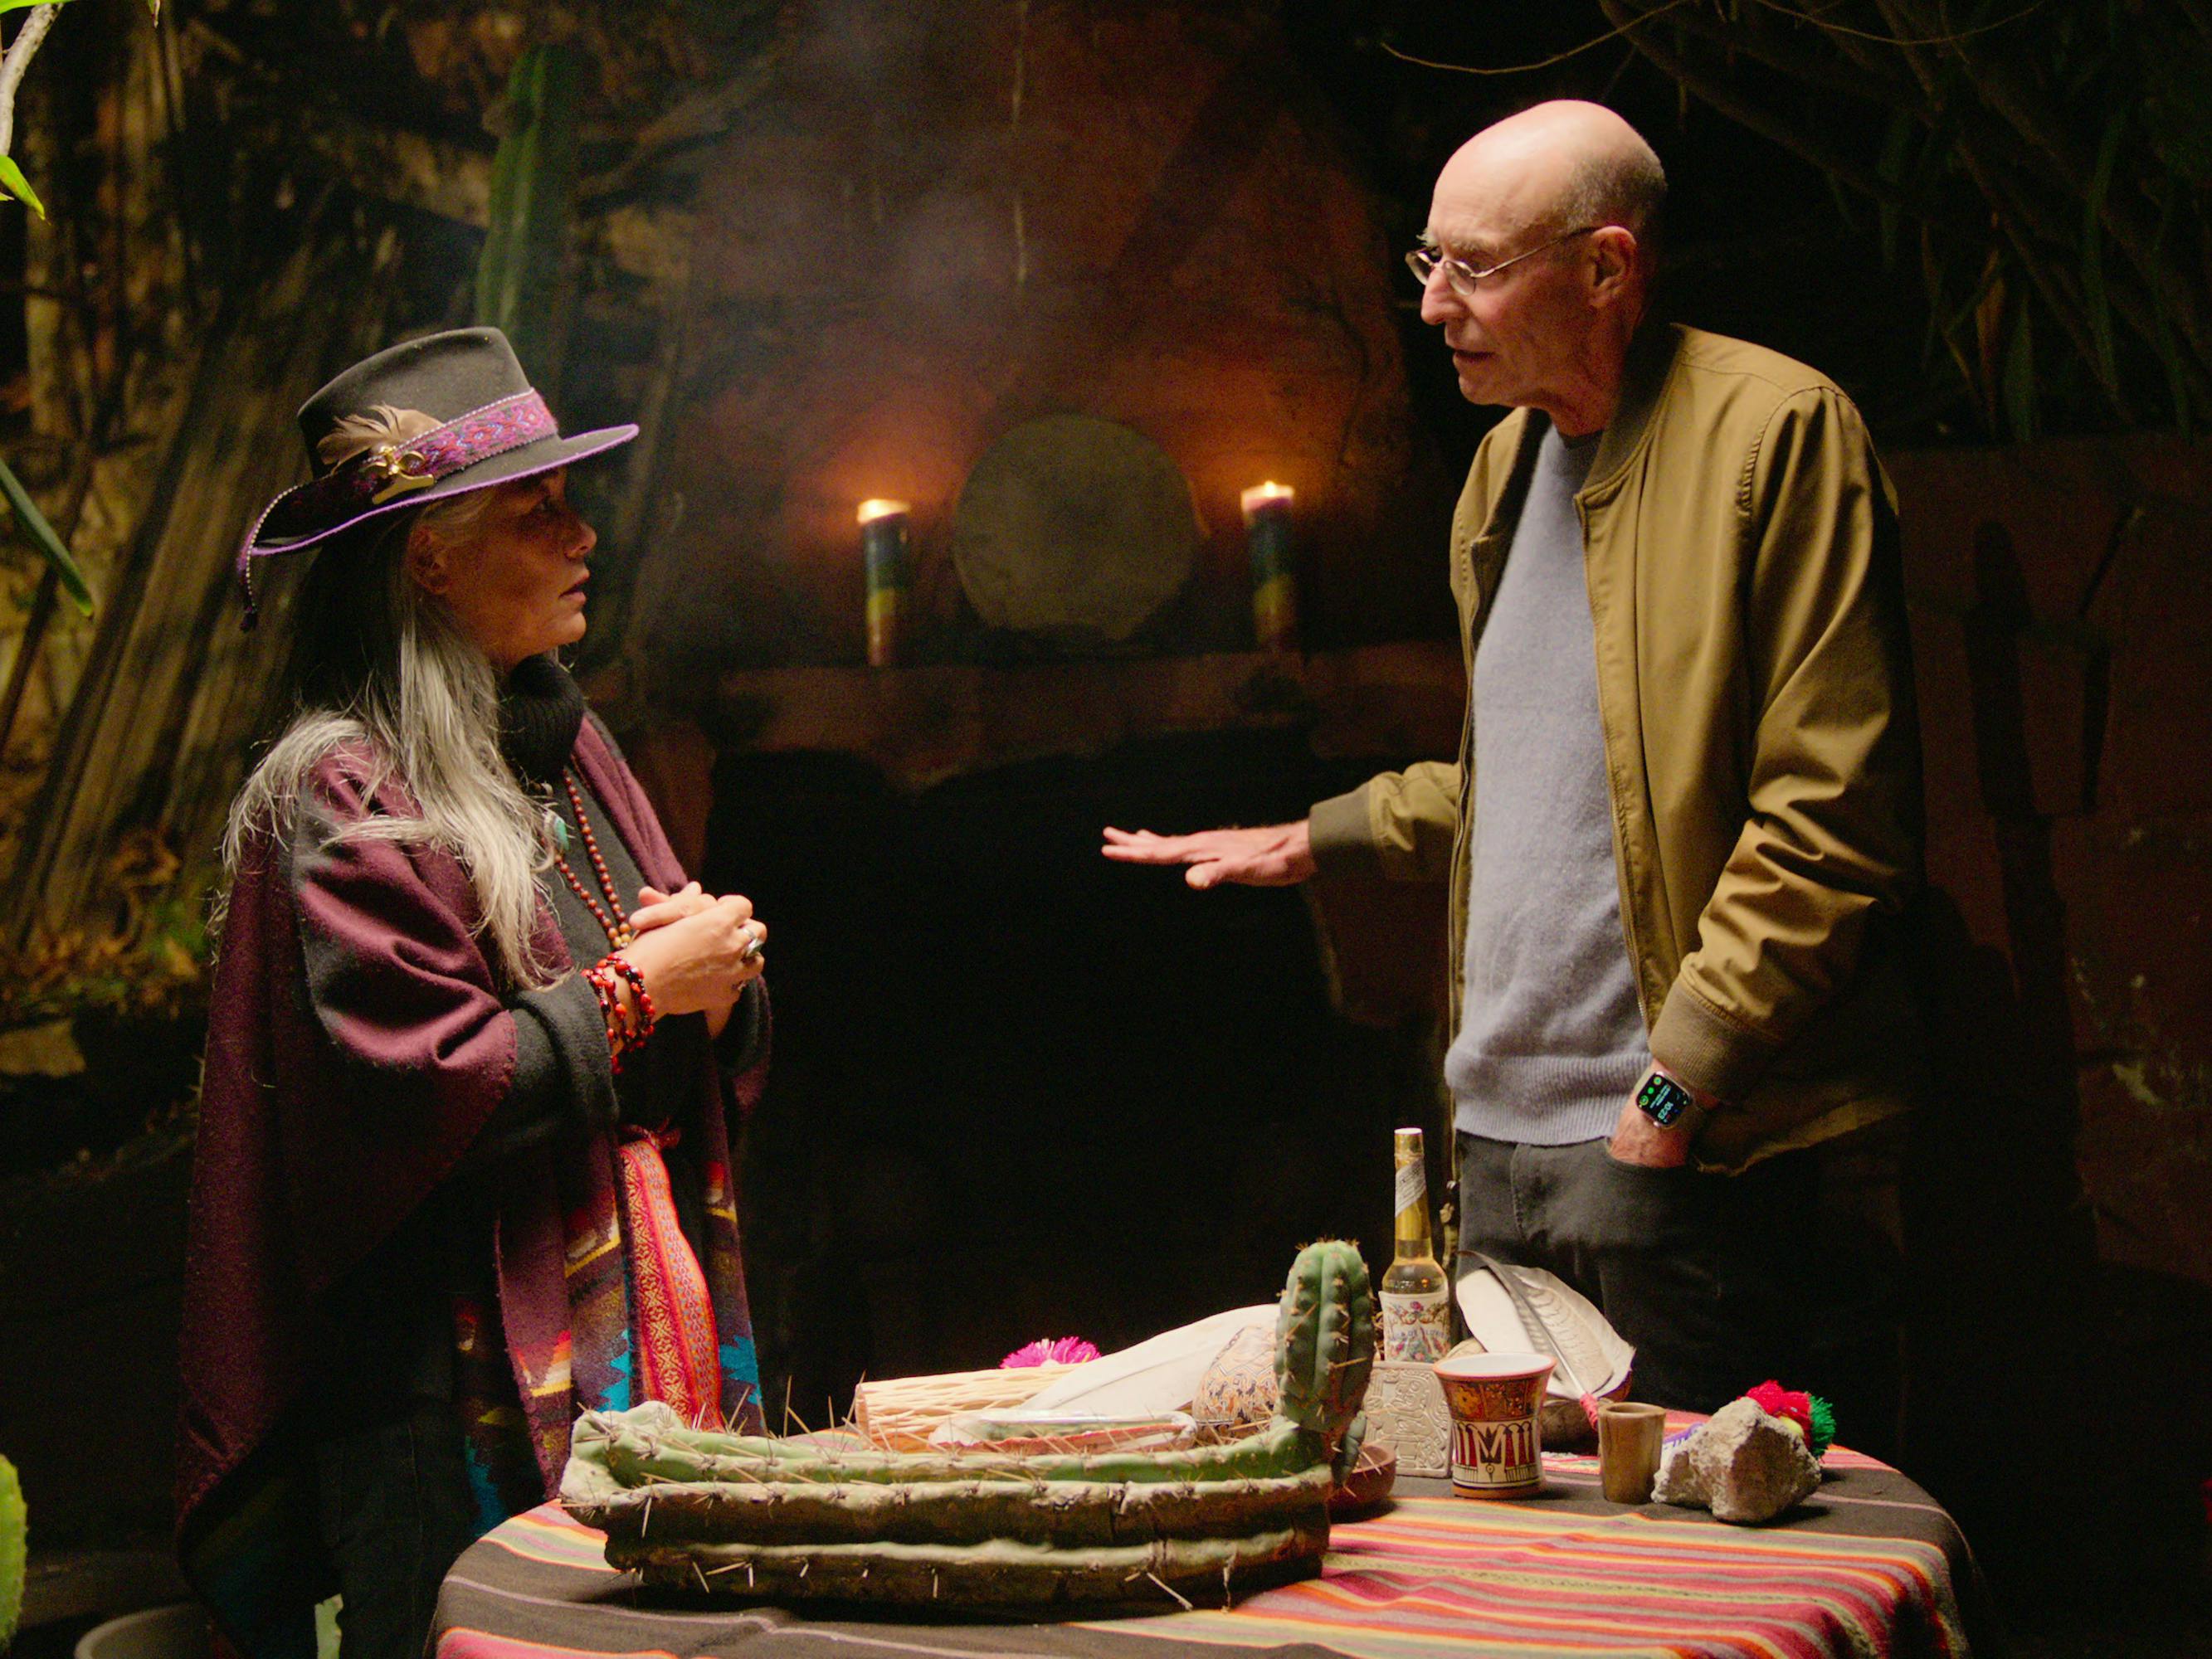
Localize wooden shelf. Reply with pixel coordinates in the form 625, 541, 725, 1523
710, 642, 1463, 790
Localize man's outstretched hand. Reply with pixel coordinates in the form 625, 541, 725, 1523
1099, 821, 1318, 889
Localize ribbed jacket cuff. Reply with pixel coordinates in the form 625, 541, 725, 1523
1308, 786, 1381, 877
1649, 979, 1783, 1103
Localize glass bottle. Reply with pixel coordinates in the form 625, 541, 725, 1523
1380, 1126, 1452, 1362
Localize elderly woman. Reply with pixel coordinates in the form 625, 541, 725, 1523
175, 329, 769, 1659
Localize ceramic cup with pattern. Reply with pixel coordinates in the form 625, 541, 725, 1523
1433, 1351, 1555, 1498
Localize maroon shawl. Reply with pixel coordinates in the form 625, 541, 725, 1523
176, 719, 763, 1658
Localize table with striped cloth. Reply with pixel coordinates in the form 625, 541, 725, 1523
432, 1426, 1991, 1659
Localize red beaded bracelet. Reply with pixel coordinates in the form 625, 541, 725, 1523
581, 961, 631, 1072
602, 955, 658, 1046
581, 956, 660, 1074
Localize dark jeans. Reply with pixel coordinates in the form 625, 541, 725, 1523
312, 1398, 479, 1659
1455, 1121, 1906, 1461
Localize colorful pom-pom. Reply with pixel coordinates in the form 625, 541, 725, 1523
1743, 1379, 1835, 1457
1001, 1336, 1101, 1369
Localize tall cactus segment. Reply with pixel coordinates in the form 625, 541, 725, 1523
1274, 1238, 1374, 1481
0, 1453, 25, 1650
562, 1242, 1375, 1607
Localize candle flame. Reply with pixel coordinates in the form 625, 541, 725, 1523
857, 498, 910, 525
1240, 481, 1294, 517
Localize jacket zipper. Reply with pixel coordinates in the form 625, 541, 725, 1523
1575, 491, 1654, 1031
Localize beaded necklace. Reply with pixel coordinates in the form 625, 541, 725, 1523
548, 771, 636, 948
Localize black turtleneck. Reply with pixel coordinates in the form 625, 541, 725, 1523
498, 652, 587, 792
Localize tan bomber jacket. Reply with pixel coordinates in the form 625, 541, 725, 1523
1308, 324, 1925, 1170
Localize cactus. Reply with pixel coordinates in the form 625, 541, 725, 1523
1272, 1237, 1374, 1478
562, 1241, 1375, 1608
0, 1454, 25, 1650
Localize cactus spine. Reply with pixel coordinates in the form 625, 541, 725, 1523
1272, 1237, 1374, 1479
562, 1241, 1376, 1607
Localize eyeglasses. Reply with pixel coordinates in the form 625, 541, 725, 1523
1405, 226, 1601, 299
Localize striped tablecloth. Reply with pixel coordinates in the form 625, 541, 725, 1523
433, 1430, 1990, 1659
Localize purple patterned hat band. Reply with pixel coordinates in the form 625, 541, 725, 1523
234, 388, 559, 623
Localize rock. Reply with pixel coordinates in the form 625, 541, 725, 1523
1654, 1437, 1704, 1506
1654, 1399, 1822, 1525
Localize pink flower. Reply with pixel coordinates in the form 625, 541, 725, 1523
1001, 1336, 1100, 1369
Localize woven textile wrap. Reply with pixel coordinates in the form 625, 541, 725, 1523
177, 717, 763, 1659
615, 1126, 722, 1428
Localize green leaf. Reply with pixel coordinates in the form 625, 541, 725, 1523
2081, 110, 2126, 397
475, 44, 580, 376
0, 1454, 25, 1651
0, 0, 80, 12
0, 154, 44, 220
0, 457, 94, 617
2148, 189, 2195, 437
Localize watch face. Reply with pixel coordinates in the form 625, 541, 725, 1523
1637, 1072, 1693, 1127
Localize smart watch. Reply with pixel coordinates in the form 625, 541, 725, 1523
1635, 1068, 1699, 1129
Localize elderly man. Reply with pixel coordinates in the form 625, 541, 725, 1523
1105, 101, 1922, 1440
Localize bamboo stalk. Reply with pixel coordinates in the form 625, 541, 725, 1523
0, 5, 64, 161
0, 567, 59, 759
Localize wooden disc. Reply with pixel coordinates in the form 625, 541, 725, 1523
951, 415, 1201, 645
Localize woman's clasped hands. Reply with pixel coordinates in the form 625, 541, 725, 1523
616, 881, 767, 1036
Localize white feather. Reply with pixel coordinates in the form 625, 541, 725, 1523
1022, 1306, 1278, 1417
1454, 1262, 1634, 1399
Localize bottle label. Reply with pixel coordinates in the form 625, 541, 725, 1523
1393, 1158, 1427, 1222
1380, 1290, 1452, 1363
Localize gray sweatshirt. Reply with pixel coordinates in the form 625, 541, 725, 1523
1445, 423, 1649, 1146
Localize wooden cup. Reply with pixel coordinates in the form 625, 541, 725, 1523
1597, 1401, 1669, 1504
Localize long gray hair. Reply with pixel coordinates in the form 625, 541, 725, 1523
219, 484, 560, 990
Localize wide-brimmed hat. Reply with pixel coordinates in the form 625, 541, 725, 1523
234, 326, 636, 625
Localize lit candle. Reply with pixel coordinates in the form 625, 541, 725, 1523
1241, 482, 1298, 654
858, 498, 911, 668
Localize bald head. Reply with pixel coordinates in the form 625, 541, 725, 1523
1435, 101, 1665, 263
